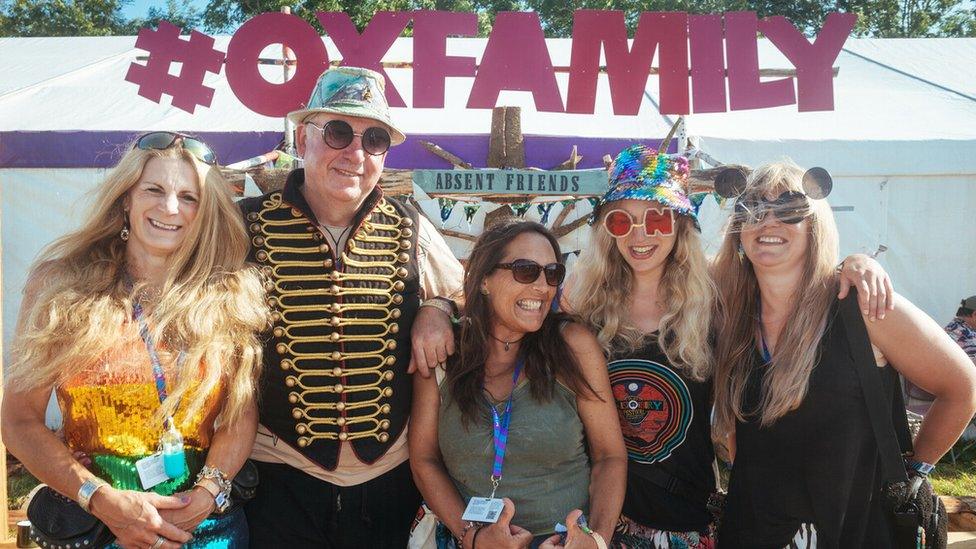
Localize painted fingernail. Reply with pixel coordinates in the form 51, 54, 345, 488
180, 495, 191, 503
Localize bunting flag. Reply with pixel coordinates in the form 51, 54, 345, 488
463, 204, 480, 223
560, 199, 576, 208
587, 197, 600, 209
510, 203, 531, 218
537, 203, 556, 224
438, 198, 457, 222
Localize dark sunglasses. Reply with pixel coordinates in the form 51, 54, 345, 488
603, 207, 675, 238
495, 259, 566, 287
134, 132, 217, 165
735, 191, 811, 225
306, 120, 391, 156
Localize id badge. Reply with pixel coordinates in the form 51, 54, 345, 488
461, 497, 505, 524
135, 453, 170, 490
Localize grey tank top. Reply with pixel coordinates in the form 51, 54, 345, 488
437, 378, 591, 536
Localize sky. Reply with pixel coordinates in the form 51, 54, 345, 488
121, 0, 209, 21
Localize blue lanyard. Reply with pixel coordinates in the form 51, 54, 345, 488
757, 299, 772, 363
132, 300, 184, 405
487, 358, 523, 498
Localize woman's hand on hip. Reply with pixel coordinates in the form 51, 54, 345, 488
89, 486, 192, 549
472, 498, 533, 549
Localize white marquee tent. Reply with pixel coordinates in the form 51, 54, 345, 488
1, 34, 975, 363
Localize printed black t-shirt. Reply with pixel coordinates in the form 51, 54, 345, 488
608, 337, 715, 532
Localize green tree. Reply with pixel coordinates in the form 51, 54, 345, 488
0, 0, 129, 36
127, 0, 203, 32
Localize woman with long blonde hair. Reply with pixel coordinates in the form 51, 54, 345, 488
2, 133, 268, 549
566, 146, 894, 549
712, 160, 976, 548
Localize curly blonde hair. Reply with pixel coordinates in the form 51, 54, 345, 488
7, 143, 268, 426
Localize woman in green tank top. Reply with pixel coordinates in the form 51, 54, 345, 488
410, 220, 627, 549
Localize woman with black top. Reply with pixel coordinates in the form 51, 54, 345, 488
564, 144, 893, 549
712, 160, 976, 548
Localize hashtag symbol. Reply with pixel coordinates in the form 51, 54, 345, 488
125, 21, 224, 114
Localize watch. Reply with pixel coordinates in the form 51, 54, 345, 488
78, 477, 109, 512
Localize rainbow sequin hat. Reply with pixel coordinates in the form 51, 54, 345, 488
594, 121, 700, 230
287, 66, 406, 145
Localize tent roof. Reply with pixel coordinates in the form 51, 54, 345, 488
2, 35, 976, 175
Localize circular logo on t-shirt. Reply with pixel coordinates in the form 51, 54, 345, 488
608, 358, 693, 463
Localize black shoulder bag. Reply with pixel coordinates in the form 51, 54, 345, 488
839, 296, 947, 549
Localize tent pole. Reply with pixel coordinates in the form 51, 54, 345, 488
0, 174, 10, 542
282, 6, 297, 155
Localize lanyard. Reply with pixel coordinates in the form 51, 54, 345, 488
757, 299, 772, 364
487, 358, 523, 498
132, 300, 184, 405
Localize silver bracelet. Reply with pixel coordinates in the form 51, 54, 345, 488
78, 477, 109, 512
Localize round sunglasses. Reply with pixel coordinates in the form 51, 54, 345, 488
735, 191, 811, 225
602, 207, 675, 239
135, 132, 217, 165
305, 120, 391, 156
495, 259, 566, 287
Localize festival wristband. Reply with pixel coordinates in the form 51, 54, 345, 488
421, 297, 458, 318
906, 459, 935, 476
77, 477, 109, 512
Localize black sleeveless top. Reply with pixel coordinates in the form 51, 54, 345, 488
719, 297, 898, 548
608, 339, 715, 532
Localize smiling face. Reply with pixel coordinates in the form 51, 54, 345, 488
606, 199, 678, 277
124, 156, 200, 261
483, 231, 559, 340
297, 112, 387, 209
739, 195, 810, 274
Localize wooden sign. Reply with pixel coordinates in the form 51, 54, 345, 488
412, 168, 608, 196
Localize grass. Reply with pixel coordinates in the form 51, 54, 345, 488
7, 467, 39, 510
931, 440, 976, 497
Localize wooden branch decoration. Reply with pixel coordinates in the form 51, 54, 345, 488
553, 214, 591, 238
551, 201, 576, 229
420, 141, 473, 169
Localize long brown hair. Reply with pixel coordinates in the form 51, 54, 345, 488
711, 160, 839, 441
446, 220, 598, 424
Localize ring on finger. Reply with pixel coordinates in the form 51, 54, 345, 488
150, 535, 166, 549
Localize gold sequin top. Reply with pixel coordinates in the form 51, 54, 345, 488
56, 324, 222, 458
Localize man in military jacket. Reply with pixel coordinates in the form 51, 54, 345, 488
241, 66, 462, 548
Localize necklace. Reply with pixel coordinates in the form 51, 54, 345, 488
489, 332, 524, 352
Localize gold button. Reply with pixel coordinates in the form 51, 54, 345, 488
383, 387, 394, 397
276, 343, 287, 354
292, 409, 303, 419
399, 240, 412, 250
323, 259, 333, 268
296, 424, 307, 434
297, 437, 309, 448
285, 376, 297, 387
288, 393, 299, 404
249, 223, 261, 233
396, 267, 408, 278
401, 228, 414, 238
331, 285, 342, 295
381, 404, 391, 414
330, 317, 341, 327
252, 236, 265, 247
280, 359, 292, 370
291, 207, 302, 217
386, 340, 397, 351
378, 432, 390, 443
383, 371, 395, 381
390, 324, 400, 334
271, 311, 282, 322
305, 225, 315, 232
391, 309, 401, 319
337, 417, 347, 427
264, 281, 274, 292
273, 327, 284, 338
380, 419, 391, 430
267, 297, 278, 308
336, 402, 346, 412
339, 432, 349, 441
313, 232, 323, 241
397, 252, 409, 263
331, 351, 342, 361
393, 295, 403, 305
385, 356, 396, 366
262, 266, 273, 276
393, 281, 405, 292
330, 332, 341, 342
334, 384, 344, 393
332, 367, 343, 376
256, 250, 268, 262
247, 212, 258, 221
319, 243, 330, 253
330, 272, 341, 281
328, 303, 341, 313
401, 218, 414, 228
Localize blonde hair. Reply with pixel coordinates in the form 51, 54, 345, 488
569, 211, 715, 382
712, 160, 839, 440
8, 143, 268, 426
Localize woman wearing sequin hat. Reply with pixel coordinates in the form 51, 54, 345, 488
1, 134, 268, 549
564, 128, 895, 549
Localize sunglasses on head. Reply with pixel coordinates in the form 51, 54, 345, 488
602, 207, 675, 239
305, 120, 392, 156
495, 259, 566, 287
735, 191, 811, 225
135, 132, 217, 165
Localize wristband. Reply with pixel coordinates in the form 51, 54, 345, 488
906, 459, 935, 476
589, 531, 608, 549
77, 477, 109, 512
421, 297, 457, 319
195, 465, 232, 513
459, 521, 480, 549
